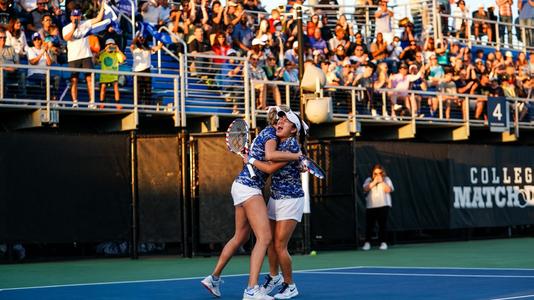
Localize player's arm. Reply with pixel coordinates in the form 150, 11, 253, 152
244, 154, 287, 174
264, 139, 301, 161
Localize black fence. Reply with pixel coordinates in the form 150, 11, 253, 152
1, 133, 534, 261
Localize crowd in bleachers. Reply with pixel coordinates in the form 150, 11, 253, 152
0, 0, 533, 119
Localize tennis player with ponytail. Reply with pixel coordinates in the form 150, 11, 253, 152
201, 106, 301, 300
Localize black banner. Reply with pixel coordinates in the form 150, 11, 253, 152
197, 135, 242, 244
137, 136, 182, 243
449, 145, 534, 228
0, 133, 131, 243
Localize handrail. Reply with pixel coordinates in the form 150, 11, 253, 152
157, 26, 188, 73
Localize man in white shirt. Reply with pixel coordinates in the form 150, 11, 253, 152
62, 4, 105, 107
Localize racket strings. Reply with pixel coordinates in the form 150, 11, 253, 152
227, 120, 249, 153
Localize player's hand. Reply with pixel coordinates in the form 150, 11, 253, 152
242, 154, 249, 164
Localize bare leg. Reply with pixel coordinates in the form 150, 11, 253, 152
212, 205, 251, 277
267, 220, 279, 277
86, 75, 94, 103
242, 195, 272, 288
273, 220, 298, 284
114, 82, 120, 101
100, 83, 106, 102
71, 77, 78, 101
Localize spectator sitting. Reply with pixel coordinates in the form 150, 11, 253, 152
452, 0, 470, 39
248, 37, 267, 66
328, 26, 347, 54
408, 64, 427, 118
370, 32, 388, 62
62, 5, 105, 107
399, 39, 418, 64
96, 38, 126, 109
215, 48, 242, 113
188, 26, 212, 77
284, 41, 299, 65
388, 63, 410, 118
0, 28, 26, 99
504, 50, 514, 67
307, 14, 320, 38
438, 67, 460, 119
427, 54, 445, 117
336, 15, 355, 40
262, 54, 282, 106
28, 0, 50, 33
353, 32, 368, 55
6, 17, 27, 58
473, 73, 492, 119
309, 27, 328, 55
387, 36, 403, 64
282, 59, 299, 83
248, 54, 268, 109
516, 52, 529, 74
212, 31, 232, 64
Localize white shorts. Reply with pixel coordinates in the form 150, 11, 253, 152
231, 181, 263, 206
267, 197, 305, 222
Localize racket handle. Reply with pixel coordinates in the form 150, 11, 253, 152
247, 163, 257, 178
239, 153, 257, 178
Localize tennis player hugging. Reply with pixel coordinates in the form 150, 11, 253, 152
201, 106, 308, 300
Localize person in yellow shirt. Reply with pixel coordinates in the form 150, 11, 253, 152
97, 38, 126, 109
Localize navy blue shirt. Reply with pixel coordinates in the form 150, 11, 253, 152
270, 137, 304, 200
235, 126, 276, 189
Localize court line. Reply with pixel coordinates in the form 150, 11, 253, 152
2, 265, 532, 292
489, 295, 534, 300
299, 271, 534, 279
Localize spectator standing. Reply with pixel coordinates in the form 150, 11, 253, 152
28, 0, 50, 33
362, 164, 394, 251
388, 63, 410, 118
96, 38, 126, 109
6, 17, 27, 58
309, 27, 328, 54
248, 54, 268, 110
212, 31, 232, 64
452, 0, 470, 39
62, 4, 105, 107
0, 0, 16, 30
26, 32, 59, 99
472, 5, 493, 42
141, 0, 163, 26
131, 34, 163, 105
188, 26, 212, 77
0, 28, 26, 99
375, 0, 394, 43
518, 0, 534, 47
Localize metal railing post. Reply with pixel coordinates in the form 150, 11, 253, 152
0, 66, 4, 100
495, 22, 500, 49
244, 59, 250, 123
133, 74, 139, 126
514, 99, 520, 137
174, 76, 179, 127
521, 27, 527, 53
465, 96, 470, 136
179, 54, 186, 127
382, 90, 387, 117
45, 68, 51, 122
90, 72, 95, 106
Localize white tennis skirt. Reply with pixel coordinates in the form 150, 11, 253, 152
231, 181, 263, 206
267, 196, 305, 222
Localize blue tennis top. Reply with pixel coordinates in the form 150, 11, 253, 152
235, 126, 277, 189
270, 137, 304, 200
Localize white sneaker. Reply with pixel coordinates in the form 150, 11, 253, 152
201, 275, 222, 297
362, 242, 371, 251
273, 283, 298, 299
371, 108, 377, 117
260, 274, 284, 295
243, 285, 274, 300
393, 104, 403, 111
379, 242, 388, 250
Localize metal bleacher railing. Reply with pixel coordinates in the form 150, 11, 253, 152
1, 0, 533, 135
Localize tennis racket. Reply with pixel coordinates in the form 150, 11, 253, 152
226, 119, 256, 178
299, 155, 325, 179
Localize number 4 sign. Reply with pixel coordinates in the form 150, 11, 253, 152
487, 97, 510, 133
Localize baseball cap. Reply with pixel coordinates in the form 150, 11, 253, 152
227, 48, 237, 56
105, 38, 116, 45
71, 9, 81, 17
252, 38, 265, 46
276, 109, 309, 134
293, 41, 298, 49
32, 32, 42, 40
505, 51, 513, 57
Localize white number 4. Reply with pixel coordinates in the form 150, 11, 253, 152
492, 103, 502, 121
